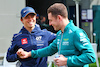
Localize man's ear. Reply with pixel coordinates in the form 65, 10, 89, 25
20, 19, 24, 24
20, 19, 22, 21
57, 15, 62, 21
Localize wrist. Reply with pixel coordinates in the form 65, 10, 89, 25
64, 58, 67, 65
28, 51, 31, 57
31, 50, 35, 58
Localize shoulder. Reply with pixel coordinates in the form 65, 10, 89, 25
13, 32, 22, 39
73, 28, 89, 40
69, 25, 79, 32
42, 29, 56, 36
74, 30, 85, 37
35, 24, 40, 27
42, 29, 51, 33
73, 29, 90, 46
66, 25, 82, 36
74, 28, 86, 36
66, 21, 79, 32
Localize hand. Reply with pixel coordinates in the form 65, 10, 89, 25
17, 48, 31, 59
54, 55, 67, 66
17, 48, 25, 57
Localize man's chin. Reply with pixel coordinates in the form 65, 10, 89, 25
54, 29, 58, 31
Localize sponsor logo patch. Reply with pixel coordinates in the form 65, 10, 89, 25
21, 38, 28, 45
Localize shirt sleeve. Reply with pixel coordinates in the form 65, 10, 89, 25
47, 31, 56, 44
6, 36, 19, 62
31, 38, 58, 58
48, 31, 56, 41
67, 29, 96, 66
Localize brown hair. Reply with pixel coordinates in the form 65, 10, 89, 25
47, 3, 68, 18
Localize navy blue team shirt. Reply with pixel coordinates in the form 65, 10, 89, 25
6, 24, 56, 67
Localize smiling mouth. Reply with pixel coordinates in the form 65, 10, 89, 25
29, 22, 34, 24
28, 22, 34, 25
29, 22, 33, 23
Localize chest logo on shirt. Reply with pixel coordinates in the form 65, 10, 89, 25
69, 29, 72, 34
21, 38, 28, 45
36, 36, 42, 41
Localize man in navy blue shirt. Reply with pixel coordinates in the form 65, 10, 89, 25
6, 7, 56, 67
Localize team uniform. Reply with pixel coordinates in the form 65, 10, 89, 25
31, 21, 96, 67
6, 24, 56, 67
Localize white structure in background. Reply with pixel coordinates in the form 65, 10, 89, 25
90, 0, 100, 8
0, 0, 25, 53
0, 0, 25, 66
91, 43, 99, 67
73, 0, 81, 27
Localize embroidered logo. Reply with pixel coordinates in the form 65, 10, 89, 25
69, 29, 72, 34
36, 36, 42, 41
63, 38, 69, 41
79, 33, 88, 46
21, 38, 28, 45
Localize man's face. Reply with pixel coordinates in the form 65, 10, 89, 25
21, 13, 36, 29
48, 13, 60, 31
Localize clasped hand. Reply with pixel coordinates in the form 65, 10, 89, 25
17, 48, 31, 59
54, 55, 67, 66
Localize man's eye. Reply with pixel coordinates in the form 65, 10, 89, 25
49, 20, 52, 22
31, 16, 34, 18
25, 17, 29, 19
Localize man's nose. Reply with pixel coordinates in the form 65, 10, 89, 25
29, 17, 33, 20
29, 17, 34, 21
49, 22, 52, 26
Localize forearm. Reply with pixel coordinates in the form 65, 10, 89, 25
31, 44, 58, 58
67, 51, 96, 66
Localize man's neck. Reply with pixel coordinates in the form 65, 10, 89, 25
61, 19, 69, 33
24, 26, 35, 33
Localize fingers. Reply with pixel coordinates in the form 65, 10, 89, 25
17, 48, 23, 54
54, 58, 57, 61
54, 56, 59, 62
54, 58, 60, 66
17, 48, 25, 58
19, 55, 26, 59
16, 48, 31, 59
59, 54, 64, 57
54, 55, 67, 66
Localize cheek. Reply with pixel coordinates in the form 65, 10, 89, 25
33, 18, 36, 22
53, 21, 57, 25
34, 19, 36, 22
22, 21, 24, 24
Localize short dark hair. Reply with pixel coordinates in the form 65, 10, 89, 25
47, 3, 68, 18
20, 13, 36, 20
21, 17, 22, 20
